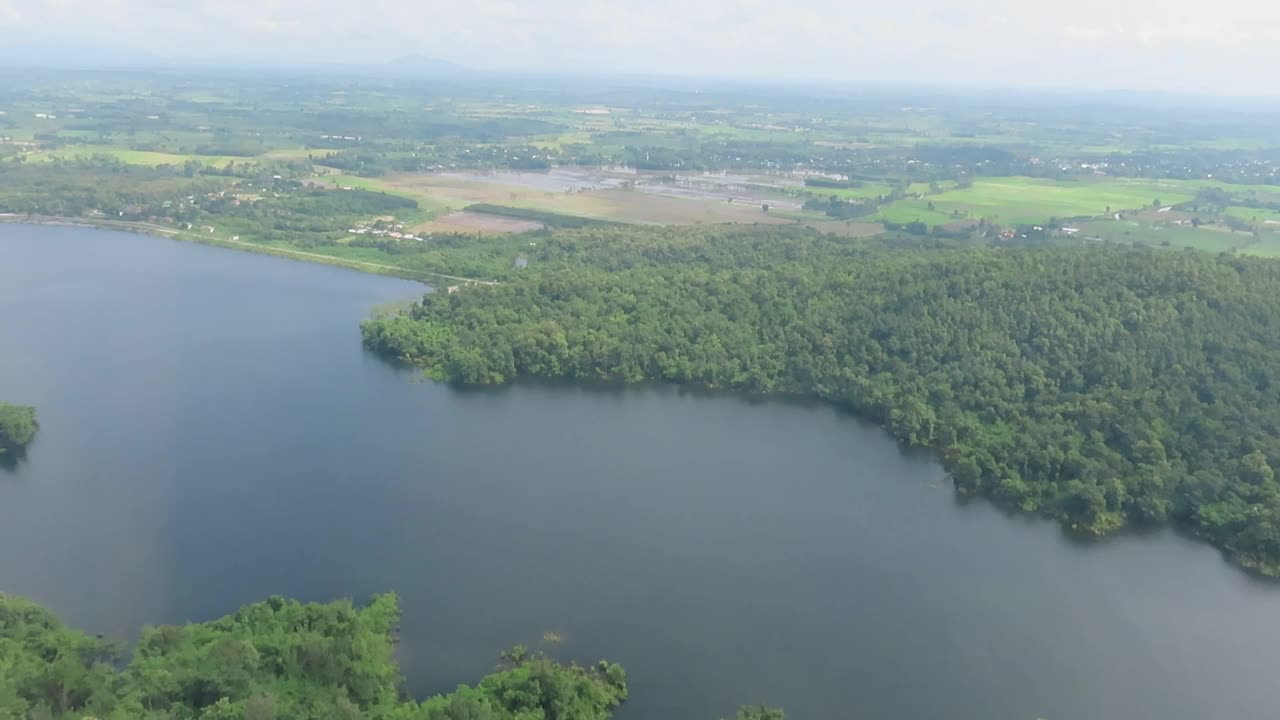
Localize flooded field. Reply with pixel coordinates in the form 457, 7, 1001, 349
387, 167, 816, 232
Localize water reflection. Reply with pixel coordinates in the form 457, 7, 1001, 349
2, 224, 1280, 720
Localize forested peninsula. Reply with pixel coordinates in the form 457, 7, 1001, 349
364, 226, 1280, 575
0, 593, 631, 720
0, 402, 37, 453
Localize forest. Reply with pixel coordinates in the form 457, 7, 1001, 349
0, 402, 37, 453
364, 225, 1280, 575
0, 592, 787, 720
0, 593, 631, 720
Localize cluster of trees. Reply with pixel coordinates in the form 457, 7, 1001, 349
0, 593, 628, 720
204, 183, 420, 248
0, 161, 222, 219
0, 402, 37, 453
365, 225, 1280, 575
803, 178, 865, 190
802, 195, 880, 219
0, 159, 427, 252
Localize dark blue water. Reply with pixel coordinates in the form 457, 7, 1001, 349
2, 224, 1278, 720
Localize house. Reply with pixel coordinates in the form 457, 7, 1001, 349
447, 285, 461, 294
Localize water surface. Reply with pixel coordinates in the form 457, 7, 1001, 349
1, 224, 1277, 720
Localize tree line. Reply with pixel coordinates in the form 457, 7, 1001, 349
1, 592, 787, 720
0, 593, 627, 720
364, 225, 1280, 575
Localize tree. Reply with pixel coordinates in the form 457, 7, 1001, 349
732, 705, 786, 720
2, 594, 630, 720
0, 402, 37, 452
363, 225, 1280, 575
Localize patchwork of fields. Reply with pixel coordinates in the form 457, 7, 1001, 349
15, 139, 1280, 253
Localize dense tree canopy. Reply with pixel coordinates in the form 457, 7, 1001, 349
0, 593, 627, 720
0, 402, 37, 453
364, 225, 1280, 575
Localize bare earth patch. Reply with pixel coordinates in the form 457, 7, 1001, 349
384, 169, 807, 227
417, 211, 544, 235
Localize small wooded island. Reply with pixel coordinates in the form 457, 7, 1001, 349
364, 226, 1280, 577
0, 402, 37, 453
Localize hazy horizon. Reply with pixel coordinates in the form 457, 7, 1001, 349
1, 0, 1276, 96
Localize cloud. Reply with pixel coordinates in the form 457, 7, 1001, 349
4, 0, 1280, 93
0, 1, 21, 25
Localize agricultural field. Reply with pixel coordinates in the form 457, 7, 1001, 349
1225, 206, 1280, 226
24, 145, 253, 167
366, 169, 811, 230
788, 182, 896, 201
874, 177, 1215, 226
1072, 220, 1257, 253
416, 211, 544, 235
1238, 236, 1280, 258
3, 66, 1280, 269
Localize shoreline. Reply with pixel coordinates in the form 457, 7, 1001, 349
0, 214, 492, 287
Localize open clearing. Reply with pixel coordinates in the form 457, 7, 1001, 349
418, 211, 545, 234
1073, 220, 1256, 253
1239, 236, 1280, 258
875, 177, 1210, 226
790, 182, 895, 201
1225, 206, 1280, 225
26, 145, 251, 167
377, 169, 809, 228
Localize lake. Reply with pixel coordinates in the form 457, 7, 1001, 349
2, 224, 1279, 720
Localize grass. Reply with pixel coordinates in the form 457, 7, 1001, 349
791, 182, 895, 201
27, 145, 250, 167
1225, 206, 1280, 225
875, 177, 1212, 226
466, 203, 622, 228
1239, 236, 1280, 258
377, 172, 801, 227
873, 200, 959, 226
1073, 220, 1256, 253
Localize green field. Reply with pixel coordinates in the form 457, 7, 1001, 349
1225, 206, 1280, 225
1073, 220, 1256, 253
876, 177, 1211, 226
1239, 236, 1280, 258
27, 145, 251, 167
873, 200, 958, 225
791, 182, 895, 201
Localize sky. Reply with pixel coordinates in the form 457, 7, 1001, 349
2, 0, 1278, 94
